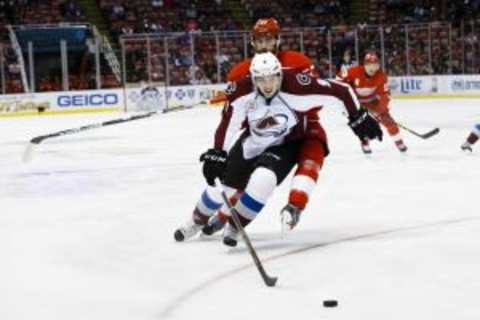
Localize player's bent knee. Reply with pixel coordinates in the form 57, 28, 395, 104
245, 167, 277, 203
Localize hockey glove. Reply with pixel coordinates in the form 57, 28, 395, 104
200, 148, 228, 186
348, 109, 383, 142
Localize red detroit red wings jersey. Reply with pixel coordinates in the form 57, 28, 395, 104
338, 65, 389, 106
227, 51, 313, 82
214, 70, 361, 158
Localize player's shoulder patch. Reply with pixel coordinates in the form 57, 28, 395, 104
296, 72, 312, 86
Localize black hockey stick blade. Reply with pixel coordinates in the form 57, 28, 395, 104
264, 274, 278, 287
399, 124, 440, 139
419, 127, 440, 139
215, 178, 278, 287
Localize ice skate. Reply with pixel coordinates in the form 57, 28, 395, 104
223, 223, 239, 247
395, 139, 408, 153
202, 214, 226, 236
280, 203, 302, 230
361, 140, 372, 154
174, 219, 203, 242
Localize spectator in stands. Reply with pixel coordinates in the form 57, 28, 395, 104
152, 0, 163, 8
190, 69, 211, 85
112, 3, 125, 19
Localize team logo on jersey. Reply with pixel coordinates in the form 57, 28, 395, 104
251, 112, 289, 137
296, 73, 311, 86
225, 81, 237, 94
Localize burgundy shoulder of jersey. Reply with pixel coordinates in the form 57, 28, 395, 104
281, 69, 316, 94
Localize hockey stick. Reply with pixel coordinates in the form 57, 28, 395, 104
215, 178, 278, 287
369, 110, 440, 140
21, 103, 198, 163
396, 122, 440, 139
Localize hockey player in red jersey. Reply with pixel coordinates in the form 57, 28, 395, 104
226, 18, 313, 82
202, 18, 333, 233
174, 53, 382, 246
338, 52, 407, 154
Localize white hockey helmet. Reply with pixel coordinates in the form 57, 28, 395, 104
249, 52, 282, 99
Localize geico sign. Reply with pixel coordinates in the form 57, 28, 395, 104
57, 94, 118, 107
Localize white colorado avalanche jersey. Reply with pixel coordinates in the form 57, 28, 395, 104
213, 70, 361, 159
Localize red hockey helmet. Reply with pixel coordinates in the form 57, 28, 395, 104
364, 52, 380, 64
251, 18, 281, 53
252, 18, 280, 39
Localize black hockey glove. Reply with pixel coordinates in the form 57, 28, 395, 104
348, 109, 383, 142
200, 148, 228, 186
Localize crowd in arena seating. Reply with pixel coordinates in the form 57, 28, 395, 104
242, 0, 350, 29
1, 0, 480, 93
382, 0, 480, 25
0, 0, 97, 93
98, 0, 238, 39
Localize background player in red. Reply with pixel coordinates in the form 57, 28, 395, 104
204, 18, 330, 233
226, 18, 313, 82
338, 52, 407, 154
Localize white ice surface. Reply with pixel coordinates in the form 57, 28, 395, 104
1, 99, 479, 320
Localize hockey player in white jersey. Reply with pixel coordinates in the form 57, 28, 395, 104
461, 123, 480, 152
174, 53, 382, 246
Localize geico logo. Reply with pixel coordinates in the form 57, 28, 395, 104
57, 94, 118, 107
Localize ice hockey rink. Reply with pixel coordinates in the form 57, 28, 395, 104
1, 98, 479, 320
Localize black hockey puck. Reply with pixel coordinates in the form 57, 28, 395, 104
174, 229, 185, 242
323, 300, 338, 308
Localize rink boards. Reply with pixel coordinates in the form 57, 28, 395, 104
1, 75, 480, 117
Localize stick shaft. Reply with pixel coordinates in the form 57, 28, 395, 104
215, 179, 278, 287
